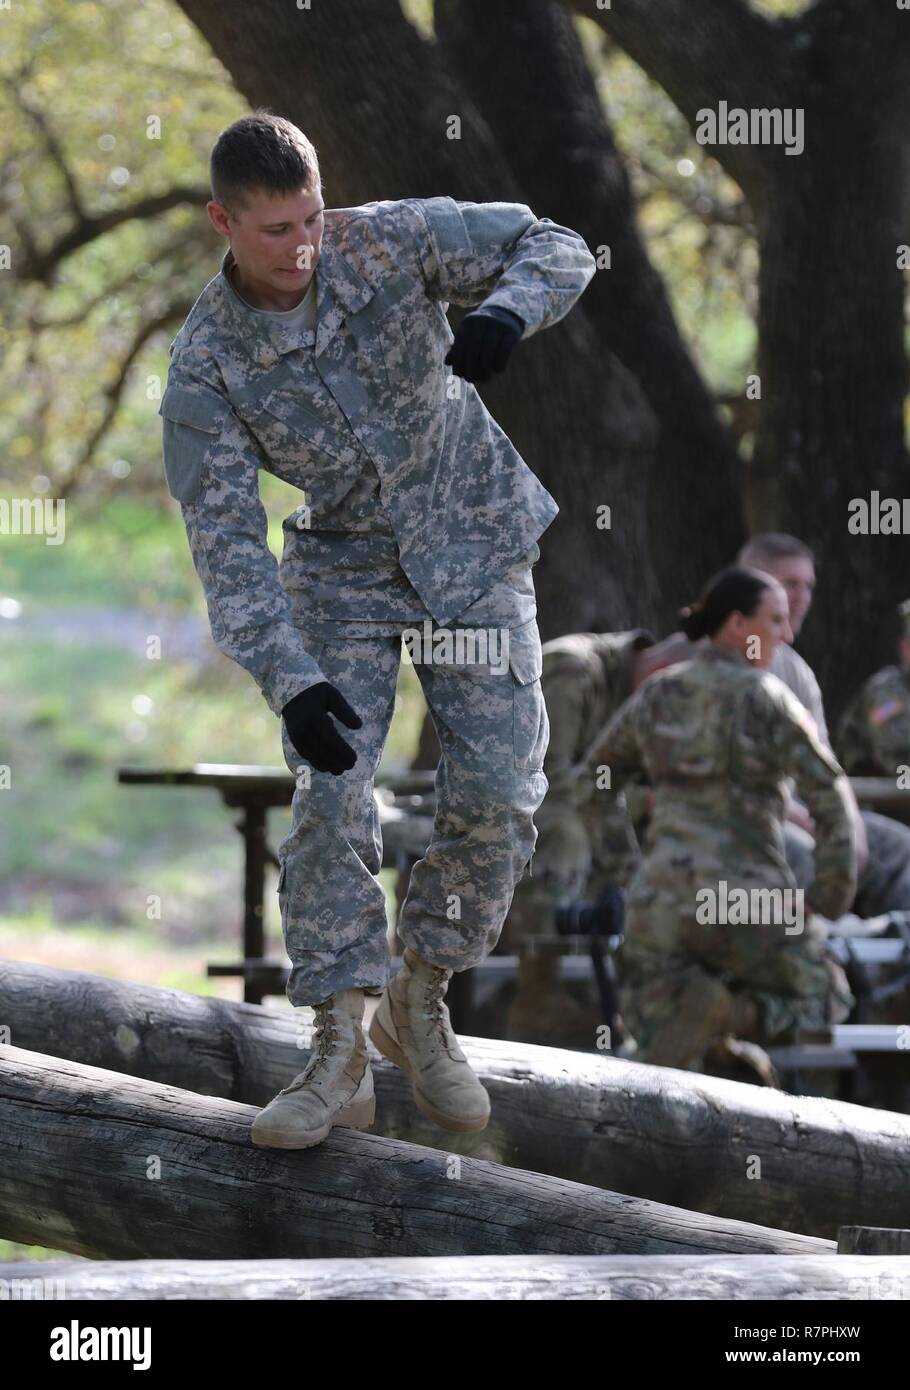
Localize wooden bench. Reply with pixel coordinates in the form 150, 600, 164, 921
849, 777, 910, 826
769, 1024, 910, 1070
113, 767, 910, 1013
467, 937, 910, 1088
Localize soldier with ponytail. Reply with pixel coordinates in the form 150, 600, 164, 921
575, 565, 859, 1082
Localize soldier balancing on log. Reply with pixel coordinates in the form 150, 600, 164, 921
159, 111, 596, 1148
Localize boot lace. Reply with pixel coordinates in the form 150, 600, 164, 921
282, 1001, 339, 1094
422, 969, 452, 1044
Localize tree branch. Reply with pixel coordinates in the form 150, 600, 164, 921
2, 65, 87, 222
17, 189, 213, 283
57, 304, 189, 498
563, 0, 784, 196
28, 230, 202, 330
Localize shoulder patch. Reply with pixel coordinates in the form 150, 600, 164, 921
159, 383, 230, 503
869, 699, 904, 727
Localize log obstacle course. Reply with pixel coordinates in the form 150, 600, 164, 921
4, 1254, 910, 1301
3, 962, 910, 1241
0, 1045, 828, 1260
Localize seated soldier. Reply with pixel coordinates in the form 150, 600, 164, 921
837, 598, 910, 777
738, 533, 910, 918
499, 628, 693, 1048
576, 566, 857, 1087
507, 629, 694, 938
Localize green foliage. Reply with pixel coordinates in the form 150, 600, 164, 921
0, 0, 245, 496
0, 0, 764, 499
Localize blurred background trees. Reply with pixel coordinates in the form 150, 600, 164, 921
1, 0, 908, 982
4, 0, 908, 704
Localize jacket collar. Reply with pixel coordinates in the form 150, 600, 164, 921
698, 642, 750, 667
219, 236, 375, 363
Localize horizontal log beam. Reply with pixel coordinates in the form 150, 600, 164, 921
5, 1254, 909, 1301
3, 962, 910, 1240
0, 1045, 826, 1261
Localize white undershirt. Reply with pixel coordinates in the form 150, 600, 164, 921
230, 266, 317, 327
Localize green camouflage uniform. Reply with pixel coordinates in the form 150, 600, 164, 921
578, 645, 857, 1055
772, 641, 910, 915
837, 666, 910, 778
160, 196, 595, 1004
506, 629, 653, 937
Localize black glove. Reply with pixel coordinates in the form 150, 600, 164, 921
444, 305, 524, 383
282, 681, 362, 775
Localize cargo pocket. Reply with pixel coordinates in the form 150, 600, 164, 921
509, 618, 548, 771
276, 859, 289, 944
159, 384, 230, 503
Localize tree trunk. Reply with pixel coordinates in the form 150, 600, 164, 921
753, 130, 909, 725
437, 0, 744, 627
5, 963, 910, 1240
0, 1045, 825, 1260
575, 0, 910, 719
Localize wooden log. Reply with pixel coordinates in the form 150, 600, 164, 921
4, 961, 910, 1240
4, 1254, 910, 1301
838, 1226, 910, 1254
0, 1045, 826, 1261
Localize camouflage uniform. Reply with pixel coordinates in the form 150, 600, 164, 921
503, 630, 652, 950
837, 666, 910, 778
578, 645, 857, 1057
159, 196, 595, 1004
771, 643, 910, 914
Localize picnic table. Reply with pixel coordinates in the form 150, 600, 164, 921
117, 763, 434, 1003
115, 769, 910, 1011
850, 777, 910, 825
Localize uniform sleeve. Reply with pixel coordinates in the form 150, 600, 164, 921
401, 196, 596, 338
840, 678, 910, 777
800, 664, 830, 746
770, 682, 858, 918
577, 688, 649, 800
159, 373, 327, 717
772, 644, 830, 746
835, 690, 873, 774
866, 698, 910, 776
540, 659, 590, 798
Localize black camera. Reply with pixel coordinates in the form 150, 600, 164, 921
555, 885, 625, 938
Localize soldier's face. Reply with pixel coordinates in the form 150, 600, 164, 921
761, 556, 815, 636
209, 185, 325, 295
746, 585, 793, 667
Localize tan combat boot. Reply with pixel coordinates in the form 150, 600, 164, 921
702, 1035, 781, 1088
506, 940, 602, 1049
639, 968, 741, 1069
369, 948, 490, 1133
251, 987, 374, 1149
